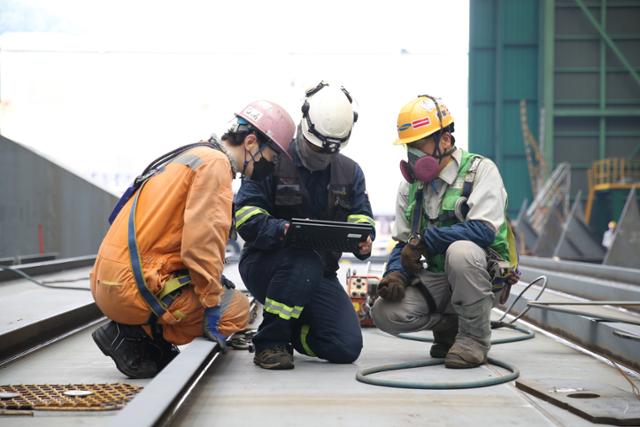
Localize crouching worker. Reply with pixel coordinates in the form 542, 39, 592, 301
371, 95, 519, 369
235, 82, 375, 370
91, 100, 296, 378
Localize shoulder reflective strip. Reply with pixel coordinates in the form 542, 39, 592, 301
235, 206, 270, 228
172, 152, 203, 170
128, 182, 167, 318
264, 298, 303, 320
300, 324, 316, 357
347, 214, 375, 227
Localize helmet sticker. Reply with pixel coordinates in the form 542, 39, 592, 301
398, 123, 411, 132
243, 106, 264, 122
411, 116, 431, 129
420, 100, 435, 110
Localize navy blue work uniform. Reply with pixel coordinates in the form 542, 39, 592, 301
234, 138, 375, 363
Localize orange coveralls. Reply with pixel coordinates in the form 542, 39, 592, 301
91, 146, 249, 345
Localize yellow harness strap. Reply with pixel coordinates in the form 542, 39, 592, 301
157, 274, 192, 300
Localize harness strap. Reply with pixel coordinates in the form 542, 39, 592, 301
157, 274, 191, 300
128, 181, 168, 318
410, 184, 425, 239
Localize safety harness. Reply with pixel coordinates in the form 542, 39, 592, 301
272, 151, 357, 222
406, 153, 519, 305
109, 141, 231, 335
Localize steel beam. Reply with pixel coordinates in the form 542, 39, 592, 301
519, 266, 640, 310
0, 255, 96, 283
520, 255, 640, 285
542, 0, 555, 174
0, 302, 103, 367
110, 338, 222, 427
574, 0, 640, 88
503, 282, 640, 371
494, 0, 503, 168
554, 108, 640, 117
599, 0, 607, 160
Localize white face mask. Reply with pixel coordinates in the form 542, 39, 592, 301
297, 137, 333, 171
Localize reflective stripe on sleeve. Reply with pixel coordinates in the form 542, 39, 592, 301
235, 205, 270, 228
347, 214, 375, 227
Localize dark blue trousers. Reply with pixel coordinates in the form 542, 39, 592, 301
239, 247, 363, 364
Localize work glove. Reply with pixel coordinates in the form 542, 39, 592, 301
203, 305, 227, 352
505, 269, 521, 286
400, 239, 428, 275
221, 274, 236, 289
377, 271, 408, 302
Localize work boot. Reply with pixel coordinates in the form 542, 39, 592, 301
92, 321, 159, 378
429, 315, 458, 358
149, 339, 180, 371
444, 296, 493, 369
253, 345, 294, 370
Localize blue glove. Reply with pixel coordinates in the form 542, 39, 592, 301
203, 305, 227, 352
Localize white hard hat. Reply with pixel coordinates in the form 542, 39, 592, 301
300, 81, 358, 153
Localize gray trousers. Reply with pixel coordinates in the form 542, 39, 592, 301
371, 240, 495, 335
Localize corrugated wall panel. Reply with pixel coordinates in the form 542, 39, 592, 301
470, 0, 640, 228
469, 0, 539, 216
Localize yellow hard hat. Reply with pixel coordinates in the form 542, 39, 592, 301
394, 95, 454, 145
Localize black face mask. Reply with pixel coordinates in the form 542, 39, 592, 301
250, 156, 275, 181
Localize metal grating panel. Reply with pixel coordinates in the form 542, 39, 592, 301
0, 383, 141, 412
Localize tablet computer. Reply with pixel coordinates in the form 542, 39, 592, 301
285, 218, 374, 253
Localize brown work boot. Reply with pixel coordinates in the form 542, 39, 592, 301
254, 345, 294, 370
429, 315, 458, 358
444, 296, 493, 369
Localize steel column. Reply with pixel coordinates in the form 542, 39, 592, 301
542, 0, 555, 174
599, 0, 607, 160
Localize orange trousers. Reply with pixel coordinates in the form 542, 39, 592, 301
91, 270, 250, 345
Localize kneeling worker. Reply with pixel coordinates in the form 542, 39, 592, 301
372, 95, 518, 368
91, 100, 295, 378
235, 82, 375, 370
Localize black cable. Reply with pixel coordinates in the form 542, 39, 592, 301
496, 275, 548, 324
0, 266, 91, 291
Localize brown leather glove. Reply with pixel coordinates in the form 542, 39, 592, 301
377, 271, 408, 302
400, 240, 428, 275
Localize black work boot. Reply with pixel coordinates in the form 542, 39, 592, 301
253, 345, 294, 370
92, 321, 159, 378
150, 339, 180, 371
429, 315, 458, 359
